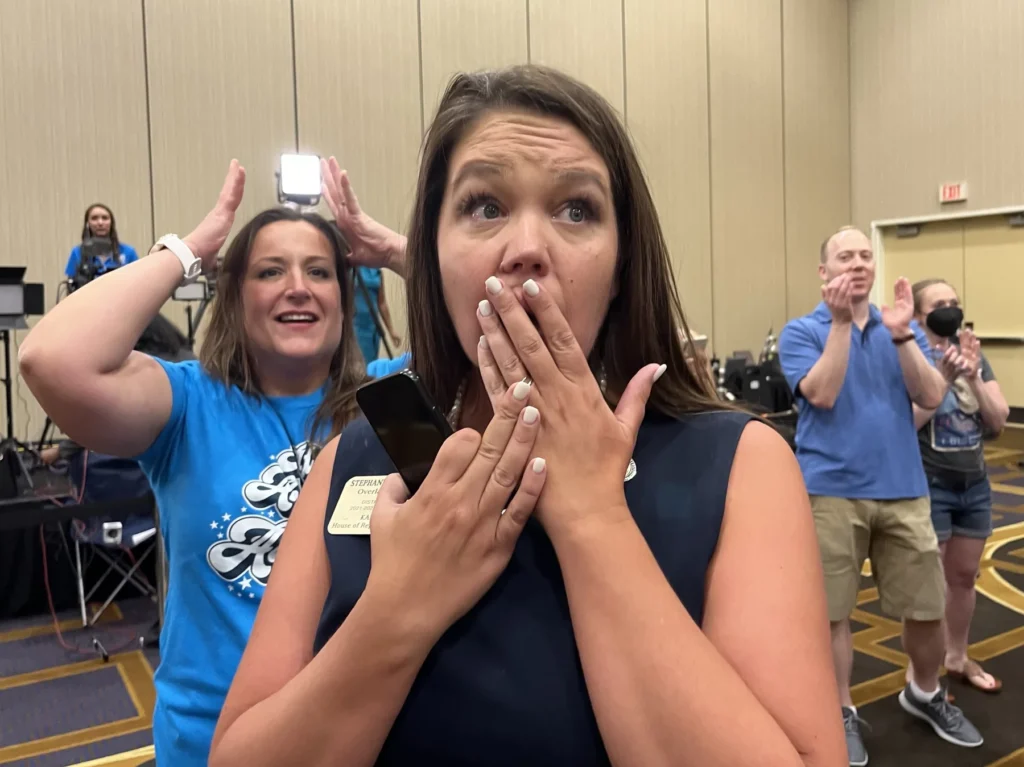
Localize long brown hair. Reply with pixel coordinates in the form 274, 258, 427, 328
199, 207, 366, 442
405, 64, 721, 417
81, 203, 122, 263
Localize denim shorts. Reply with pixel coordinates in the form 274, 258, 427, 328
927, 474, 993, 543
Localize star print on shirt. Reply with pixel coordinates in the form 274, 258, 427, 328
208, 442, 314, 594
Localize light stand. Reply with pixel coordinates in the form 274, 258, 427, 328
352, 267, 394, 360
0, 268, 45, 496
274, 153, 396, 362
172, 278, 215, 349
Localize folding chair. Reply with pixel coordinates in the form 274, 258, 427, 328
66, 449, 159, 629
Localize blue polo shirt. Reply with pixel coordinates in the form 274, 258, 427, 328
778, 302, 931, 500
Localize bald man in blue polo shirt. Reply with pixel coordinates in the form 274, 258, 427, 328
779, 226, 983, 764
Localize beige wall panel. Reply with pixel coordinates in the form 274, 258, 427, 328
623, 0, 712, 341
708, 0, 786, 357
977, 344, 1024, 409
782, 0, 851, 319
851, 0, 1024, 227
529, 0, 625, 114
294, 0, 422, 347
880, 223, 964, 306
0, 0, 151, 440
146, 0, 297, 341
420, 0, 529, 125
962, 218, 1024, 338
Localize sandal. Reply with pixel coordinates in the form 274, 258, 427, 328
946, 658, 1003, 694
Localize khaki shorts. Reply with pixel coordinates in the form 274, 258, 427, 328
810, 495, 945, 623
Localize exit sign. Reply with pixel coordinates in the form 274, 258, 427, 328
939, 182, 968, 203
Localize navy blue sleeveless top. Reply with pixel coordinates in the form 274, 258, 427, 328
314, 409, 752, 766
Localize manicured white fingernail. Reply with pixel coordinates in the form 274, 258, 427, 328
653, 363, 667, 382
523, 279, 540, 297
523, 406, 539, 424
485, 276, 503, 295
478, 299, 493, 317
478, 335, 488, 349
531, 457, 546, 473
513, 380, 531, 400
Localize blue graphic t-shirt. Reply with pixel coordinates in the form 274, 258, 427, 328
135, 359, 325, 767
918, 353, 996, 481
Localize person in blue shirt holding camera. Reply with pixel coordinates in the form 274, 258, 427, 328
65, 203, 139, 280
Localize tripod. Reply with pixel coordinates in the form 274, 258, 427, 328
0, 325, 35, 496
352, 267, 395, 360
185, 296, 212, 350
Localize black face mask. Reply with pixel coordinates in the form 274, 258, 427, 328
925, 306, 963, 338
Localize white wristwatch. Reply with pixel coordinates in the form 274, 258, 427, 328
149, 234, 202, 284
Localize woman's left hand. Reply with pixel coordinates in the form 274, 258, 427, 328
476, 275, 665, 538
320, 156, 408, 275
959, 328, 982, 380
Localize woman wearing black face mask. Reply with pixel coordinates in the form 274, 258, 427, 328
910, 278, 1009, 695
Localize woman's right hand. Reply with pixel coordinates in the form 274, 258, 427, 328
364, 381, 545, 641
183, 159, 247, 272
935, 342, 970, 383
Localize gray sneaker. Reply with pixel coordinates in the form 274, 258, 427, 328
842, 707, 868, 766
898, 685, 984, 747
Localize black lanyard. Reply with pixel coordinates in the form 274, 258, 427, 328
265, 401, 320, 489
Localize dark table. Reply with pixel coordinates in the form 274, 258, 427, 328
0, 487, 157, 620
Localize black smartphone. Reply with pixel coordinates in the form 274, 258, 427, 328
356, 370, 454, 495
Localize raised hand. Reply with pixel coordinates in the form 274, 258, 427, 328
882, 277, 915, 334
476, 276, 664, 539
935, 344, 971, 384
183, 159, 246, 272
821, 274, 854, 324
364, 382, 545, 640
320, 156, 407, 274
959, 328, 982, 379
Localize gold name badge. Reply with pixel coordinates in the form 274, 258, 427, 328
328, 475, 387, 536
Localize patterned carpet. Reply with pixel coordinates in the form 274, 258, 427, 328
853, 442, 1024, 766
2, 441, 1024, 766
0, 598, 158, 766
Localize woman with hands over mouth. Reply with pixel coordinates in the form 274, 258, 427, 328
212, 65, 845, 767
20, 158, 405, 767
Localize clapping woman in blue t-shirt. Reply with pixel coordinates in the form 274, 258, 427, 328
21, 160, 407, 767
65, 203, 140, 283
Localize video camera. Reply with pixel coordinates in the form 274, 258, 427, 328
68, 236, 118, 293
